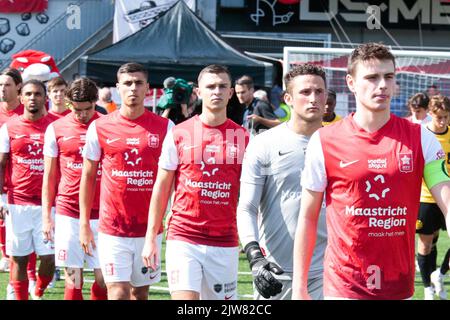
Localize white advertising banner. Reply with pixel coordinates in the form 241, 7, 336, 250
113, 0, 196, 43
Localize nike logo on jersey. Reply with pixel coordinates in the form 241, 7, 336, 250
15, 134, 27, 139
62, 136, 76, 141
339, 160, 359, 168
106, 138, 120, 144
225, 295, 233, 300
183, 145, 199, 150
278, 150, 294, 156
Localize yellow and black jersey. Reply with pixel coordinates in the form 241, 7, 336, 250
421, 126, 450, 203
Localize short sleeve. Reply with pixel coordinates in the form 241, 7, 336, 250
301, 130, 327, 192
158, 128, 179, 170
83, 121, 101, 161
0, 124, 10, 153
43, 123, 58, 157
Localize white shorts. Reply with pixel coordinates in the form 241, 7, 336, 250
55, 214, 100, 269
98, 232, 162, 287
5, 204, 55, 257
165, 240, 239, 300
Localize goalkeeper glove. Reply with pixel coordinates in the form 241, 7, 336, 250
244, 241, 284, 299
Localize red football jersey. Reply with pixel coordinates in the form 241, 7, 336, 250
84, 110, 170, 237
303, 114, 443, 299
161, 116, 249, 247
2, 114, 55, 205
44, 112, 101, 219
0, 104, 23, 193
48, 108, 71, 119
0, 104, 23, 126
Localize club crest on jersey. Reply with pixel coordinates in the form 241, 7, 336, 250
214, 284, 223, 293
58, 249, 67, 261
398, 152, 413, 173
105, 263, 114, 276
148, 134, 159, 148
226, 143, 239, 159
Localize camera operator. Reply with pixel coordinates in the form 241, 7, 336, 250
156, 77, 199, 124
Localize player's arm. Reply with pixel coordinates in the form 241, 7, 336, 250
424, 159, 450, 236
79, 121, 101, 256
0, 124, 10, 220
292, 131, 327, 300
142, 120, 176, 270
237, 139, 283, 299
42, 156, 57, 241
42, 124, 58, 241
0, 153, 8, 220
292, 188, 323, 300
79, 157, 99, 256
142, 167, 175, 270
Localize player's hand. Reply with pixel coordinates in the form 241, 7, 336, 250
244, 241, 284, 299
0, 195, 8, 220
142, 235, 159, 271
42, 216, 55, 242
247, 114, 261, 123
79, 224, 96, 257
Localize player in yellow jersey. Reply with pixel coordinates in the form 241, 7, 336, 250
416, 95, 450, 300
322, 89, 342, 126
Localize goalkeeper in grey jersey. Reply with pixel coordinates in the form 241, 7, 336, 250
237, 64, 328, 300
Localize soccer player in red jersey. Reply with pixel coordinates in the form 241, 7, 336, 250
0, 80, 56, 300
0, 68, 24, 273
142, 65, 249, 300
0, 68, 39, 299
79, 63, 172, 300
47, 77, 70, 119
42, 78, 107, 300
292, 43, 450, 300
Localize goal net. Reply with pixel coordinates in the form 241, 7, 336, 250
283, 47, 450, 118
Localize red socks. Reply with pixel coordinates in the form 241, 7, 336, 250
11, 280, 29, 300
27, 253, 37, 281
64, 287, 84, 300
90, 281, 108, 300
0, 223, 7, 258
34, 274, 53, 298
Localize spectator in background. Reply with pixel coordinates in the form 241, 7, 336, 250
405, 92, 431, 125
47, 77, 70, 119
235, 75, 280, 135
415, 95, 450, 300
390, 81, 408, 117
427, 84, 440, 97
322, 89, 341, 126
97, 87, 118, 113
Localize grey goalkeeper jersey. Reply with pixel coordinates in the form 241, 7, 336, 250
238, 122, 327, 279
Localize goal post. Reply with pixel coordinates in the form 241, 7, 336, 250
283, 46, 450, 117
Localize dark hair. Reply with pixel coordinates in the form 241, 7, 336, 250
47, 76, 67, 91
234, 75, 253, 89
283, 64, 327, 94
408, 92, 429, 109
21, 79, 46, 96
0, 67, 22, 86
348, 43, 396, 76
327, 89, 336, 98
66, 77, 98, 103
198, 64, 232, 84
428, 95, 450, 113
117, 62, 148, 81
